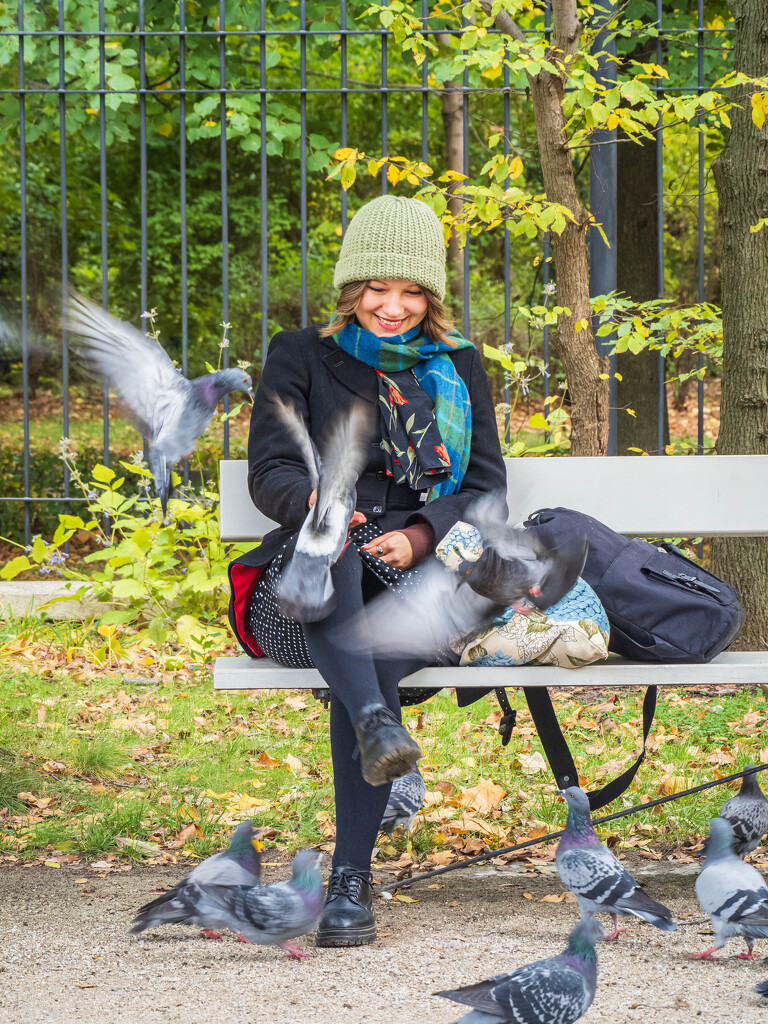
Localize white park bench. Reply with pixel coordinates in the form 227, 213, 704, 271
214, 454, 768, 694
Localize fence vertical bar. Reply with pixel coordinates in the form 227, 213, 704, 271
300, 0, 307, 327
462, 19, 470, 341
697, 0, 705, 454
99, 0, 110, 466
180, 1, 189, 484
58, 1, 70, 511
139, 1, 147, 319
18, 0, 30, 543
542, 3, 551, 415
220, 0, 231, 452
421, 0, 428, 164
340, 1, 348, 235
260, 0, 268, 366
656, 0, 665, 455
381, 0, 388, 195
502, 53, 511, 438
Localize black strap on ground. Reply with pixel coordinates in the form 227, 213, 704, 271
378, 762, 768, 893
522, 685, 657, 811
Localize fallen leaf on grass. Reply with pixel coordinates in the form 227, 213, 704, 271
256, 751, 280, 769
115, 837, 161, 856
284, 754, 304, 773
515, 752, 548, 775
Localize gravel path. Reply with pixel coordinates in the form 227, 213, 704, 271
1, 858, 766, 1024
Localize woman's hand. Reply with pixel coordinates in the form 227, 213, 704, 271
308, 490, 366, 532
362, 530, 414, 569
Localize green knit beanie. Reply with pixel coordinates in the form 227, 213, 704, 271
333, 195, 446, 301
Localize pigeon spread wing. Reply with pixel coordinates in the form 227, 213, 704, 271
68, 292, 194, 452
338, 556, 499, 661
311, 402, 370, 534
271, 395, 320, 491
208, 879, 322, 944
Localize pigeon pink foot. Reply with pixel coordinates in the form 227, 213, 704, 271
736, 946, 754, 960
280, 941, 311, 959
605, 916, 624, 941
690, 946, 719, 960
201, 929, 223, 939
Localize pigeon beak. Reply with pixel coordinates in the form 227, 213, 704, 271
252, 838, 264, 852
247, 386, 255, 405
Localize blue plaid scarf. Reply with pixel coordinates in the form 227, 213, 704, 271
334, 321, 474, 499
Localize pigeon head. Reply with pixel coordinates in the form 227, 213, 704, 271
560, 786, 595, 842
229, 819, 262, 856
561, 785, 591, 816
706, 816, 736, 858
214, 367, 255, 403
567, 918, 606, 957
290, 849, 324, 887
739, 764, 762, 796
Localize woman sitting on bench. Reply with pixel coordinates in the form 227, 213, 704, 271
228, 195, 506, 947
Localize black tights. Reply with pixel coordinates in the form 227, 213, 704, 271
302, 543, 427, 872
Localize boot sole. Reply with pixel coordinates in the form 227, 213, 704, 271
362, 742, 422, 787
316, 922, 377, 947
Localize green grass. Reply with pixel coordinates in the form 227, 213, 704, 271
0, 651, 766, 866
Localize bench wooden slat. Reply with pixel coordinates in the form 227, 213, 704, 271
213, 651, 768, 690
219, 455, 768, 542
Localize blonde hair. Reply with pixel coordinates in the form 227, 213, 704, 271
318, 280, 457, 344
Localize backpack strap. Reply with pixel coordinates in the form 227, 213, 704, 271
494, 688, 517, 746
520, 685, 658, 811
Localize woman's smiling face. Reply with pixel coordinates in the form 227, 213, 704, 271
355, 279, 428, 337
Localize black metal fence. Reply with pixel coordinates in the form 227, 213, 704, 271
0, 2, 730, 543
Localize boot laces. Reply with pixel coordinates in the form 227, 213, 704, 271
327, 869, 372, 903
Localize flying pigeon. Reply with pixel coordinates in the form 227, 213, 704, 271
692, 816, 768, 959
434, 918, 605, 1024
67, 291, 254, 513
130, 848, 324, 958
755, 979, 768, 1000
710, 765, 768, 859
273, 397, 371, 622
380, 766, 425, 837
131, 820, 263, 939
556, 786, 678, 940
336, 493, 587, 661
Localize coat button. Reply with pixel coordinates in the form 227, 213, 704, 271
376, 470, 386, 481
372, 505, 383, 514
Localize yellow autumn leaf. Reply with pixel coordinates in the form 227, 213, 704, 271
334, 147, 356, 160
626, 408, 636, 418
540, 892, 568, 903
157, 122, 173, 136
204, 120, 217, 127
392, 894, 418, 903
508, 156, 524, 180
387, 164, 401, 186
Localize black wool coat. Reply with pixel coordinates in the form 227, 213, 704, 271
227, 324, 507, 662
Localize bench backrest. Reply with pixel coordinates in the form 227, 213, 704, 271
218, 455, 768, 542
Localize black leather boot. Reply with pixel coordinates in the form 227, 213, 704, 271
355, 703, 422, 786
315, 866, 376, 947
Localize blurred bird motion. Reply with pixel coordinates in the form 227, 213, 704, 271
272, 396, 371, 622
67, 291, 254, 513
337, 492, 588, 662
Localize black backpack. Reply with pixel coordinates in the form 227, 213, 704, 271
493, 507, 745, 811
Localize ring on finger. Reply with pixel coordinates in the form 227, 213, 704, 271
375, 545, 384, 555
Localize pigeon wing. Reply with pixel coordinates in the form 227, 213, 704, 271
312, 402, 371, 530
68, 292, 192, 444
218, 880, 320, 943
270, 394, 320, 490
557, 846, 636, 907
336, 558, 499, 661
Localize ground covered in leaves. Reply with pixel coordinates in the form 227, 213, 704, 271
2, 857, 767, 1024
0, 638, 767, 870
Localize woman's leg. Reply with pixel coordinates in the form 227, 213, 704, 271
302, 543, 421, 787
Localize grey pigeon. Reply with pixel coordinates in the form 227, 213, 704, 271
67, 292, 254, 513
380, 766, 425, 837
434, 918, 604, 1024
273, 397, 370, 621
337, 492, 586, 662
693, 816, 768, 959
131, 820, 262, 938
556, 786, 678, 939
131, 848, 324, 958
713, 765, 768, 858
755, 979, 768, 999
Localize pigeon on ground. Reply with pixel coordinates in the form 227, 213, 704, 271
380, 766, 425, 837
67, 292, 254, 513
273, 397, 371, 622
692, 817, 768, 959
336, 492, 587, 661
434, 918, 605, 1024
556, 786, 678, 940
130, 848, 324, 958
755, 979, 768, 999
131, 820, 263, 939
708, 765, 768, 859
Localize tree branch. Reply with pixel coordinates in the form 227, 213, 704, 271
478, 1, 526, 46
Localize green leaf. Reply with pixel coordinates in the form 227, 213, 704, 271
92, 464, 116, 483
528, 413, 549, 431
0, 555, 31, 580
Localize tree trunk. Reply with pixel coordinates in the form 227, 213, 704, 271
615, 130, 669, 454
709, 0, 768, 650
482, 0, 609, 455
435, 33, 465, 310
